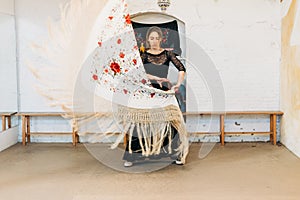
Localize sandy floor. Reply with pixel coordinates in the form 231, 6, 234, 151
0, 142, 300, 200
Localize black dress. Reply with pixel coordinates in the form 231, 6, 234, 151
123, 50, 186, 162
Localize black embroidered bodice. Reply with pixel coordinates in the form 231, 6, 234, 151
140, 50, 185, 79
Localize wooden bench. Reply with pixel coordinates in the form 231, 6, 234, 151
18, 111, 283, 146
184, 111, 284, 146
17, 113, 79, 146
0, 112, 17, 131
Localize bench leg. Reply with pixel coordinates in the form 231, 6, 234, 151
72, 127, 75, 146
76, 134, 79, 144
72, 119, 79, 146
272, 114, 277, 145
220, 114, 225, 146
270, 114, 277, 145
22, 116, 26, 145
7, 116, 11, 129
2, 116, 6, 131
72, 128, 79, 146
26, 116, 31, 143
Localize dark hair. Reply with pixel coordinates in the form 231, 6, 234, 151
145, 26, 163, 48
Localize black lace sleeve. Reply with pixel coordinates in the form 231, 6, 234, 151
167, 51, 186, 72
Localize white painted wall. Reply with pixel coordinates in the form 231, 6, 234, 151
14, 0, 281, 143
15, 0, 68, 112
0, 0, 18, 113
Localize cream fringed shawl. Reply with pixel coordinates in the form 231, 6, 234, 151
29, 0, 189, 163
116, 105, 189, 162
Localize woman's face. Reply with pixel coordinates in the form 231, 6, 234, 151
148, 31, 162, 49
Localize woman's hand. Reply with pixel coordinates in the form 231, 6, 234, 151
156, 77, 170, 88
172, 71, 185, 92
171, 84, 180, 93
146, 74, 170, 88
